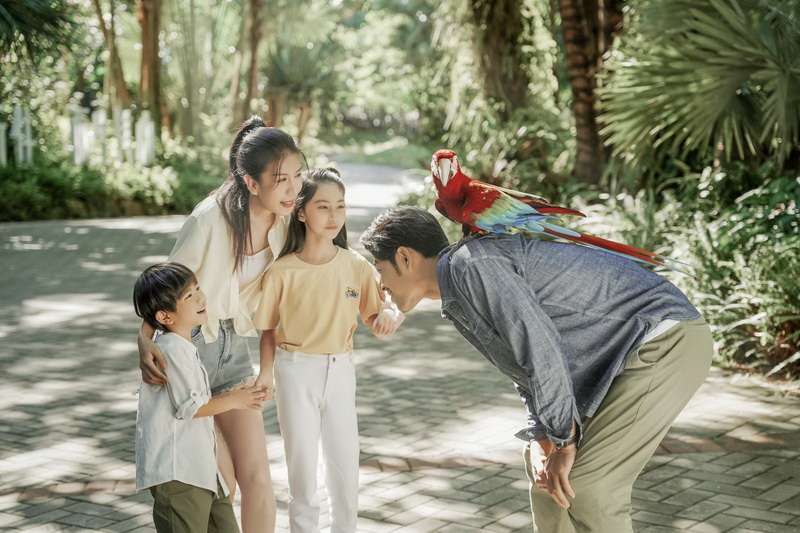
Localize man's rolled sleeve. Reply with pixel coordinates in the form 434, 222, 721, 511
460, 257, 582, 446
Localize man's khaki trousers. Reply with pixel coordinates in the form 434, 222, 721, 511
525, 318, 713, 533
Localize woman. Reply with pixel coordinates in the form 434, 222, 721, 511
137, 116, 303, 532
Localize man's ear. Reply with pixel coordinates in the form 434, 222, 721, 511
395, 246, 413, 271
155, 310, 172, 326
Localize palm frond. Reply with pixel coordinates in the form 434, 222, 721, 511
0, 0, 75, 61
599, 0, 800, 169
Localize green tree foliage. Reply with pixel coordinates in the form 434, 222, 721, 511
0, 0, 75, 61
601, 0, 800, 171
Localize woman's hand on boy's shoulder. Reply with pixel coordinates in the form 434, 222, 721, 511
139, 335, 168, 385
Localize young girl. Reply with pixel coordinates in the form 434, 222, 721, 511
136, 116, 304, 533
253, 168, 402, 533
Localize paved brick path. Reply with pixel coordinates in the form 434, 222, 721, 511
1, 162, 798, 532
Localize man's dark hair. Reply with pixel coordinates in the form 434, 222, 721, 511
133, 262, 196, 331
360, 206, 449, 267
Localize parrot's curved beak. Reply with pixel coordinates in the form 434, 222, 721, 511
437, 158, 452, 187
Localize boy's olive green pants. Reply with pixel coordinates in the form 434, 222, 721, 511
150, 481, 239, 533
524, 318, 713, 533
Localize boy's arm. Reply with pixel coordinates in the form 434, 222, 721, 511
194, 386, 268, 418
194, 393, 236, 418
161, 344, 210, 420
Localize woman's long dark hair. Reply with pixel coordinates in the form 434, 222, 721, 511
279, 167, 348, 258
216, 116, 302, 271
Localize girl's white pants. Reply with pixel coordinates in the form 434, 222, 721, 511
275, 348, 359, 533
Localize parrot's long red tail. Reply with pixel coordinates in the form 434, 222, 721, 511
543, 228, 663, 267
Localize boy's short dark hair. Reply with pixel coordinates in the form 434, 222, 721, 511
133, 262, 196, 331
360, 207, 449, 267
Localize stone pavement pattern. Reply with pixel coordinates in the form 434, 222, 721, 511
1, 161, 799, 532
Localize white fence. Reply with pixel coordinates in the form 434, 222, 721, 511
1, 103, 156, 168
0, 105, 34, 167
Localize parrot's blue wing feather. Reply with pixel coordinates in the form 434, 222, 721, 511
473, 192, 551, 234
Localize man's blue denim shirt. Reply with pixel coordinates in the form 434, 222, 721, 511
436, 234, 701, 447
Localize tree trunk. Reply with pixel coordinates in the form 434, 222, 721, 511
558, 0, 603, 183
173, 0, 197, 139
266, 89, 288, 128
296, 100, 313, 143
547, 0, 562, 107
91, 0, 131, 107
229, 2, 248, 128
468, 0, 530, 117
241, 0, 263, 119
137, 0, 161, 139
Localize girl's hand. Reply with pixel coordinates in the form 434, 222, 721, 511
254, 372, 275, 400
139, 334, 168, 385
227, 385, 268, 410
372, 299, 405, 338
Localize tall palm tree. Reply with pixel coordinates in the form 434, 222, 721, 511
556, 0, 623, 184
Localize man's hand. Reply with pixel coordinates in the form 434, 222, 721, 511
139, 335, 168, 385
544, 443, 577, 509
529, 439, 555, 490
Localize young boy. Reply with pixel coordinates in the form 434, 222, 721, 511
133, 262, 267, 533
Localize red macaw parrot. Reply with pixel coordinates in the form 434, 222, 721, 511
431, 149, 676, 269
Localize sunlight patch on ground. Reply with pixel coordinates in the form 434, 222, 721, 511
137, 254, 169, 266
80, 261, 126, 272
68, 216, 186, 233
4, 235, 54, 251
19, 293, 129, 330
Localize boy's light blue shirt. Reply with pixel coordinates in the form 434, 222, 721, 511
437, 234, 701, 447
135, 332, 227, 495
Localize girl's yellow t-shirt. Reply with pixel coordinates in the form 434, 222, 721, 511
253, 248, 383, 354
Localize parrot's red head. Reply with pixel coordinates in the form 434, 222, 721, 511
431, 149, 463, 192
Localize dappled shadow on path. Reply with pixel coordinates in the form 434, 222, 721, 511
2, 216, 799, 531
